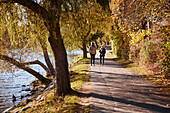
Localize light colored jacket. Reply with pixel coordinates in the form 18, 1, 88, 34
89, 46, 96, 54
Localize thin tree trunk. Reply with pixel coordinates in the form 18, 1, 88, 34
39, 40, 55, 76
82, 28, 91, 59
83, 39, 87, 58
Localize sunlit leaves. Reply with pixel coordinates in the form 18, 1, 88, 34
110, 0, 170, 78
0, 2, 50, 73
61, 2, 111, 51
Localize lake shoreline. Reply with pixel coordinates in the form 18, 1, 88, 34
1, 51, 83, 113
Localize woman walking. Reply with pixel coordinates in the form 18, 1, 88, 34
89, 42, 96, 66
99, 44, 106, 65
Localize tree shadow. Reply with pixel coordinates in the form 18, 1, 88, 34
111, 57, 134, 67
90, 104, 117, 112
90, 57, 134, 68
69, 89, 170, 113
89, 70, 140, 78
69, 90, 90, 98
90, 92, 170, 113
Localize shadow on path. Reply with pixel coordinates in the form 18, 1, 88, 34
90, 52, 170, 113
89, 70, 139, 78
91, 92, 170, 113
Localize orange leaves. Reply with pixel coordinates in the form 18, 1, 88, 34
158, 12, 162, 17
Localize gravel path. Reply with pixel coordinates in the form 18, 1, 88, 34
90, 51, 170, 113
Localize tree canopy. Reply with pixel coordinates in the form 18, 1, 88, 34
61, 1, 111, 58
0, 0, 112, 96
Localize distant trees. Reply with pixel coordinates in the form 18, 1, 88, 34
61, 2, 111, 58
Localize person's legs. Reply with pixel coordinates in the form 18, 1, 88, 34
103, 56, 105, 64
93, 54, 95, 65
100, 55, 102, 64
90, 54, 92, 66
91, 54, 94, 65
91, 54, 95, 66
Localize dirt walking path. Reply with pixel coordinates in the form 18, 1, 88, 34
90, 50, 170, 113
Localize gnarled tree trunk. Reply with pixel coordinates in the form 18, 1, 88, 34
48, 21, 71, 96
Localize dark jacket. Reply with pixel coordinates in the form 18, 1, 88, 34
99, 48, 106, 57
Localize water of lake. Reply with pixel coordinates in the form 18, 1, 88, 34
0, 50, 82, 112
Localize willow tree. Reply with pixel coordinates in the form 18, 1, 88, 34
61, 2, 111, 58
0, 3, 56, 86
0, 0, 77, 96
0, 33, 53, 86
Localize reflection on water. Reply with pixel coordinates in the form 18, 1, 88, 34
0, 71, 35, 112
0, 50, 82, 112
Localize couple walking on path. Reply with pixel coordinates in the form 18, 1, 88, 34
89, 42, 106, 66
90, 50, 170, 113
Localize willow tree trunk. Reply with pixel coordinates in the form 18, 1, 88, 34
40, 41, 55, 76
83, 39, 87, 58
48, 21, 71, 96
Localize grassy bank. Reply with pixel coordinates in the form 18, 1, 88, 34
11, 57, 91, 113
109, 53, 170, 92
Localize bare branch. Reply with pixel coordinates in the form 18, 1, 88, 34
78, 45, 83, 50
0, 54, 51, 85
22, 60, 50, 74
